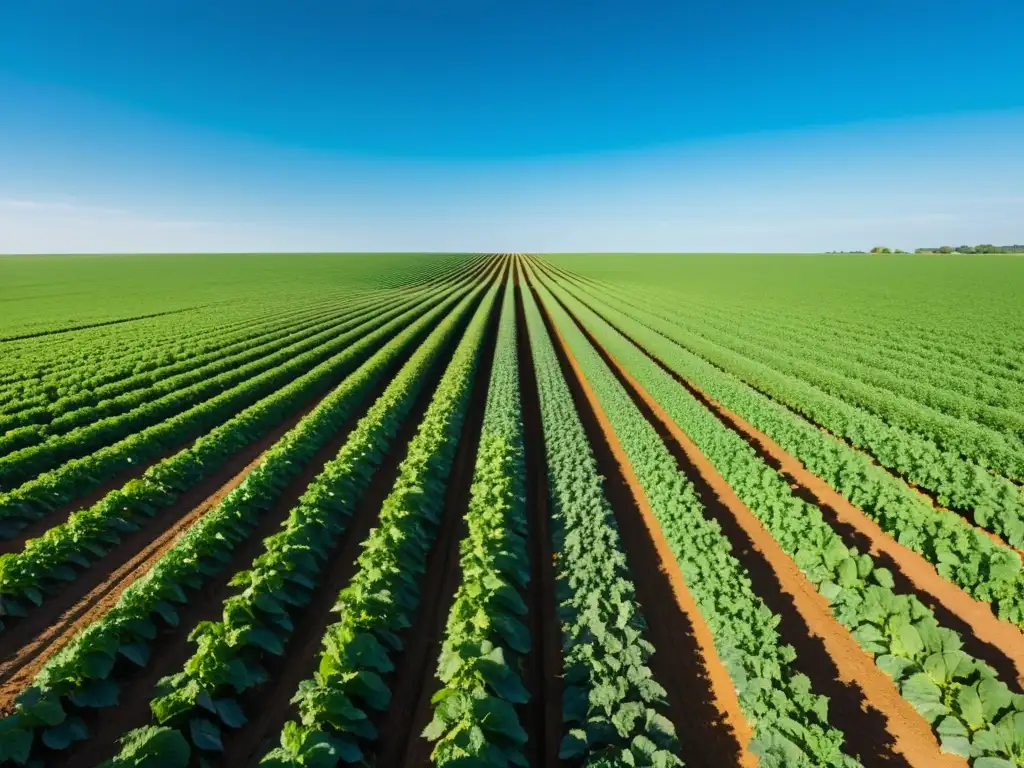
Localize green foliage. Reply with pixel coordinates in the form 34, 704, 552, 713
0, 280, 483, 765
536, 270, 1024, 766
423, 278, 533, 766
259, 281, 497, 765
552, 272, 1024, 627
521, 278, 685, 766
531, 270, 858, 767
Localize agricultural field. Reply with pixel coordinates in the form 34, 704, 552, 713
0, 251, 1022, 768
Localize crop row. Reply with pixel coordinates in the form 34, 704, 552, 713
115, 280, 493, 765
549, 268, 1024, 553
259, 277, 500, 768
0, 292, 368, 420
553, 268, 1024, 485
543, 269, 1024, 629
578, 273, 1024, 417
528, 269, 858, 766
0, 292, 363, 412
0, 293, 417, 488
520, 277, 685, 765
0, 280, 461, 541
0, 277, 487, 766
423, 272, 532, 765
0, 288, 391, 438
0, 280, 475, 625
0, 254, 489, 411
538, 272, 1024, 766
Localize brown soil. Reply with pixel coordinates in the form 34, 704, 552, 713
514, 260, 564, 768
56, 302, 460, 768
544, 266, 1024, 691
529, 274, 757, 768
375, 267, 504, 768
542, 289, 968, 767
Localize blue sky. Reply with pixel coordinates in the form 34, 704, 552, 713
1, 0, 1022, 253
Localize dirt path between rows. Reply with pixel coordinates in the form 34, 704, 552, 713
514, 261, 563, 768
542, 291, 967, 767
530, 276, 757, 768
376, 278, 502, 768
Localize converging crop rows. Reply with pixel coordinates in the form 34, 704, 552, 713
0, 252, 1022, 767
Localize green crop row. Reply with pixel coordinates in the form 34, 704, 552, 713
0, 254, 487, 414
560, 271, 1024, 485
520, 276, 685, 766
0, 293, 456, 625
0, 289, 391, 439
0, 284, 456, 541
544, 269, 1024, 629
259, 281, 499, 768
0, 293, 421, 491
574, 271, 1024, 420
529, 269, 858, 767
550, 267, 1024, 553
0, 280, 480, 766
537, 273, 1024, 766
422, 274, 532, 766
110, 282, 492, 766
0, 292, 363, 414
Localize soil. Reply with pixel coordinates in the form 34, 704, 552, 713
543, 287, 967, 767
514, 259, 563, 768
530, 273, 757, 768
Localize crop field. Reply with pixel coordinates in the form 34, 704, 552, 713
0, 251, 1023, 768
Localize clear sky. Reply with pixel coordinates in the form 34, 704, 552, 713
1, 0, 1022, 253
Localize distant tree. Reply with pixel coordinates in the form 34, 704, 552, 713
957, 245, 975, 254
870, 246, 892, 254
894, 248, 906, 254
975, 244, 996, 253
938, 246, 954, 254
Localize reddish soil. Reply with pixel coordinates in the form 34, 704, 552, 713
514, 260, 564, 768
375, 267, 504, 768
547, 269, 1024, 691
530, 276, 757, 768
56, 304, 460, 768
546, 293, 968, 767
